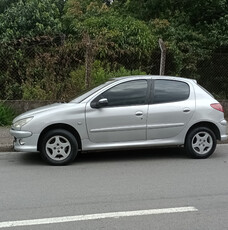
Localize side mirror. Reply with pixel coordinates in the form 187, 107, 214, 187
97, 98, 108, 107
91, 98, 109, 109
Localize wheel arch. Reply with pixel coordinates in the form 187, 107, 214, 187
185, 121, 221, 144
37, 123, 82, 151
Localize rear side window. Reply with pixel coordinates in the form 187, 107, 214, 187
153, 80, 190, 104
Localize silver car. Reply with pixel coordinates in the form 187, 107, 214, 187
10, 76, 228, 165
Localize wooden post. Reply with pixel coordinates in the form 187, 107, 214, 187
159, 38, 166, 76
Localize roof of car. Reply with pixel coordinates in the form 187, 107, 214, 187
112, 75, 197, 83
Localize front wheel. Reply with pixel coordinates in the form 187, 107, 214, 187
185, 127, 217, 159
40, 129, 78, 165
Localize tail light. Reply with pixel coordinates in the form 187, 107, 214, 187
210, 103, 224, 113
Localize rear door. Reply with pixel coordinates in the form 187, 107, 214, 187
147, 79, 195, 140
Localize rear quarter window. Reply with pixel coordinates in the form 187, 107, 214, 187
153, 80, 190, 104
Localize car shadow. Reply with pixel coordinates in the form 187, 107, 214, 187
19, 147, 188, 166
75, 147, 188, 165
20, 152, 45, 165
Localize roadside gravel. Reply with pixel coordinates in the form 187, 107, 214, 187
0, 127, 14, 152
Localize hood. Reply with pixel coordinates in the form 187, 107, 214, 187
13, 103, 72, 122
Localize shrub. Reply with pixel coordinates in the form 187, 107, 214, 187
66, 60, 146, 100
0, 103, 16, 126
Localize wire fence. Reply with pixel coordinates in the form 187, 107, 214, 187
0, 36, 227, 101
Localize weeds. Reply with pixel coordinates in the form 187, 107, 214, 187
0, 103, 16, 126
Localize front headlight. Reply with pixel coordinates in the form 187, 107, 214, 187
12, 117, 33, 130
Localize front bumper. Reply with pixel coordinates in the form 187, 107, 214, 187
10, 129, 39, 152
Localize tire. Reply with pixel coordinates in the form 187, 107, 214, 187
40, 129, 78, 165
185, 127, 217, 159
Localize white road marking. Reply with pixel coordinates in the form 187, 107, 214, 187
0, 206, 198, 228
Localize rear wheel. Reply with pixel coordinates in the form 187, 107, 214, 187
41, 129, 78, 165
185, 127, 216, 159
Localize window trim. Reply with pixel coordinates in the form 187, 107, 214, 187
150, 79, 190, 104
90, 79, 151, 109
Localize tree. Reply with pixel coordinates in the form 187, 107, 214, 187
64, 0, 157, 60
112, 0, 228, 25
110, 0, 228, 78
0, 0, 63, 41
0, 0, 19, 13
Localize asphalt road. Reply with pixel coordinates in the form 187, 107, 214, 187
0, 145, 228, 230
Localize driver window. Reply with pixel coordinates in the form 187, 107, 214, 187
91, 80, 148, 108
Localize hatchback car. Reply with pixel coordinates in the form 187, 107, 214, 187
10, 76, 227, 165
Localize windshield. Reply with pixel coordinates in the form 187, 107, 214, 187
71, 80, 114, 103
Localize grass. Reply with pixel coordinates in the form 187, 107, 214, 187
0, 103, 16, 126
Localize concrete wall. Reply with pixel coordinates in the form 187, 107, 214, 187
1, 100, 62, 114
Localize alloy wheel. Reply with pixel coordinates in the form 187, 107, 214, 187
46, 135, 71, 161
191, 131, 213, 155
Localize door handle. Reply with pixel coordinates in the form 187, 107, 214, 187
135, 111, 143, 116
183, 108, 191, 113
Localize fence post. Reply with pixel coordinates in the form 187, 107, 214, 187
159, 38, 166, 76
84, 33, 93, 89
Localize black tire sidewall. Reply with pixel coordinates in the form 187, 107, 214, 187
41, 129, 78, 165
185, 127, 216, 159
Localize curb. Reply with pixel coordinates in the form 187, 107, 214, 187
0, 145, 14, 152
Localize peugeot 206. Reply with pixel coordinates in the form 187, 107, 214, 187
10, 76, 228, 165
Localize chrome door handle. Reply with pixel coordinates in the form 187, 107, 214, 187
135, 111, 143, 116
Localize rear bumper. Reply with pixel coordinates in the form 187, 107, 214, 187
219, 119, 228, 141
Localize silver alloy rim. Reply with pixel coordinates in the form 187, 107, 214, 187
46, 135, 71, 161
192, 131, 213, 155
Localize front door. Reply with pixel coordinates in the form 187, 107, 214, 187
86, 79, 149, 143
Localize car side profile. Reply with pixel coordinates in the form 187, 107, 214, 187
10, 75, 227, 165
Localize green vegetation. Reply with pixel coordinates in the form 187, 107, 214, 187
67, 61, 146, 97
0, 103, 16, 126
0, 0, 227, 100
